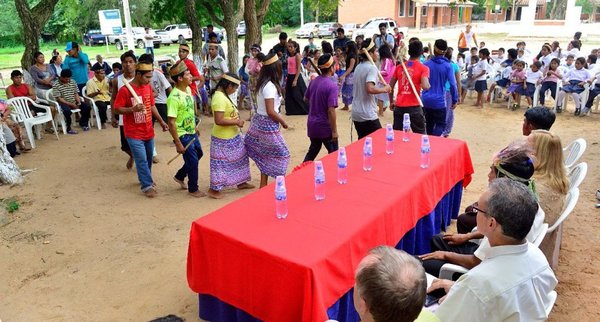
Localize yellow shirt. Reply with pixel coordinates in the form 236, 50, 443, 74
85, 76, 111, 102
211, 91, 240, 139
416, 310, 440, 322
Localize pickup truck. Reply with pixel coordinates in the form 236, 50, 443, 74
108, 27, 162, 50
161, 24, 193, 43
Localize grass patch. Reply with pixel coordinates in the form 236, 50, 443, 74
1, 198, 20, 213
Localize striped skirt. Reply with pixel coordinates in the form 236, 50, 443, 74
341, 72, 354, 105
210, 134, 251, 191
244, 114, 290, 177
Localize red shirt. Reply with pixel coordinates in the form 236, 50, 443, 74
8, 84, 30, 98
177, 58, 201, 95
114, 83, 155, 140
393, 59, 429, 107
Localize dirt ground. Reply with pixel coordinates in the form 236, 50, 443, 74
2, 81, 600, 320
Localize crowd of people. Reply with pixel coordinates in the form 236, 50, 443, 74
0, 23, 592, 321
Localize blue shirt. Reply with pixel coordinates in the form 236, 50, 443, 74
238, 66, 249, 82
445, 62, 460, 91
423, 56, 458, 109
63, 52, 90, 85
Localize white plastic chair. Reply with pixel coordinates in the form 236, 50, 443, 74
7, 97, 59, 148
562, 138, 586, 169
568, 162, 587, 190
532, 223, 548, 247
45, 89, 82, 134
547, 187, 579, 233
81, 86, 102, 130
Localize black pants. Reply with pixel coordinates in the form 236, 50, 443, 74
119, 123, 131, 153
457, 212, 477, 234
7, 142, 17, 157
60, 102, 91, 131
354, 119, 382, 139
392, 106, 426, 134
585, 85, 600, 108
422, 234, 480, 278
303, 137, 339, 162
95, 101, 109, 124
423, 108, 446, 136
539, 81, 557, 106
155, 103, 168, 123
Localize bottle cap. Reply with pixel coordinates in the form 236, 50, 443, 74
339, 147, 346, 156
421, 135, 430, 145
403, 113, 410, 121
365, 137, 372, 145
386, 123, 393, 131
315, 161, 323, 173
276, 175, 285, 187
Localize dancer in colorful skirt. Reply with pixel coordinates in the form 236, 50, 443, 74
339, 41, 358, 111
245, 53, 290, 188
166, 61, 205, 198
207, 72, 255, 199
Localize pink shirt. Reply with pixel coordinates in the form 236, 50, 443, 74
287, 55, 298, 75
379, 58, 395, 84
542, 69, 562, 83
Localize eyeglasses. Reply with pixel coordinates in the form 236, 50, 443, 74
472, 206, 488, 215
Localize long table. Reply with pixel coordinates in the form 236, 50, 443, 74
187, 129, 473, 322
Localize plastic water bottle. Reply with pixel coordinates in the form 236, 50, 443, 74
420, 135, 431, 169
275, 176, 288, 219
402, 113, 411, 142
337, 147, 348, 184
385, 123, 394, 155
314, 161, 326, 200
363, 137, 373, 171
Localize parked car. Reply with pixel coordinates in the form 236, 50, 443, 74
154, 30, 173, 46
294, 22, 320, 39
353, 17, 408, 41
237, 21, 246, 37
202, 26, 226, 41
342, 23, 361, 38
108, 27, 161, 50
82, 30, 107, 46
317, 22, 343, 38
162, 24, 192, 43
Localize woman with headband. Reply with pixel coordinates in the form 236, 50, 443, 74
302, 54, 339, 162
244, 53, 290, 188
351, 38, 391, 139
528, 130, 569, 269
207, 72, 254, 199
113, 56, 169, 198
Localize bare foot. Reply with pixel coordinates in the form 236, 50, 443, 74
173, 177, 186, 190
237, 182, 256, 190
340, 106, 349, 111
206, 189, 224, 199
189, 190, 207, 198
126, 157, 133, 170
144, 188, 157, 198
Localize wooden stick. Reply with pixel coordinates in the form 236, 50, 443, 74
122, 78, 142, 105
398, 55, 424, 108
362, 48, 387, 86
167, 137, 197, 165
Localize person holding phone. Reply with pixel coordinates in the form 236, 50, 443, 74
374, 23, 394, 50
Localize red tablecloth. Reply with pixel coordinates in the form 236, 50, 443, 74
187, 129, 473, 322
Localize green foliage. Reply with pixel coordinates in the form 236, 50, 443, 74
0, 0, 19, 37
576, 0, 594, 14
2, 198, 20, 213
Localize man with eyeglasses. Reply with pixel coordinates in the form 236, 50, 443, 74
428, 178, 557, 322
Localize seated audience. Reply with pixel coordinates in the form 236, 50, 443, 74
522, 106, 556, 136
53, 69, 91, 134
30, 51, 57, 99
354, 246, 439, 322
429, 178, 558, 322
86, 65, 111, 128
92, 54, 113, 75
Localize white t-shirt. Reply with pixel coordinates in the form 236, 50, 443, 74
472, 59, 489, 81
256, 81, 281, 115
463, 31, 475, 48
144, 34, 154, 48
151, 70, 171, 104
565, 68, 591, 82
526, 69, 543, 84
351, 62, 379, 122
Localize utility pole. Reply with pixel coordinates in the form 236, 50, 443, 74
300, 0, 304, 26
122, 0, 135, 51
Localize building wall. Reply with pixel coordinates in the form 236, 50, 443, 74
338, 0, 397, 25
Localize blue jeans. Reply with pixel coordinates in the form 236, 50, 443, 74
174, 134, 203, 192
146, 46, 154, 56
127, 137, 154, 192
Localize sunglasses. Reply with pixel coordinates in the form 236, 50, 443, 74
472, 206, 488, 215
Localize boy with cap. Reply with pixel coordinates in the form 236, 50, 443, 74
176, 43, 205, 114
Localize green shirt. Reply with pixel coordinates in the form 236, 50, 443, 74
167, 87, 196, 137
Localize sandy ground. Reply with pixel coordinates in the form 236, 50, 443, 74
1, 90, 599, 321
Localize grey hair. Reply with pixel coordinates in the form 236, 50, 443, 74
356, 246, 426, 322
487, 178, 538, 241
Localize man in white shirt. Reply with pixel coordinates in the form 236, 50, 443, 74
429, 178, 558, 322
374, 23, 394, 50
144, 27, 155, 57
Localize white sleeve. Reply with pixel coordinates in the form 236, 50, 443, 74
262, 82, 277, 100
435, 278, 490, 322
221, 59, 229, 74
473, 238, 491, 261
366, 65, 378, 84
159, 72, 171, 90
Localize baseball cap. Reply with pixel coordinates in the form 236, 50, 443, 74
65, 41, 78, 51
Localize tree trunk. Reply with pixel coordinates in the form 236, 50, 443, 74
222, 0, 245, 73
511, 0, 517, 20
14, 0, 60, 71
184, 0, 203, 64
0, 128, 23, 185
244, 0, 272, 52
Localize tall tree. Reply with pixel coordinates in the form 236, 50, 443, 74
200, 0, 244, 73
243, 0, 272, 52
14, 0, 60, 70
184, 0, 203, 65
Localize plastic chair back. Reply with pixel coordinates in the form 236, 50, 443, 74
8, 97, 36, 122
563, 138, 586, 169
568, 162, 587, 190
532, 223, 548, 247
548, 188, 579, 233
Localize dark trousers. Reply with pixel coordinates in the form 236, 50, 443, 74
119, 123, 131, 153
7, 142, 17, 157
95, 101, 109, 124
458, 47, 469, 54
539, 81, 557, 105
154, 103, 167, 124
457, 212, 477, 234
422, 234, 480, 278
354, 119, 382, 139
392, 106, 426, 134
303, 137, 339, 162
423, 108, 446, 136
60, 102, 91, 131
585, 85, 600, 108
174, 134, 203, 193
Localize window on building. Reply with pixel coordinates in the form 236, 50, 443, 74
409, 0, 415, 16
399, 0, 406, 17
422, 6, 428, 16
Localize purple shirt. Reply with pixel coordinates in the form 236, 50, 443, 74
304, 75, 338, 138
